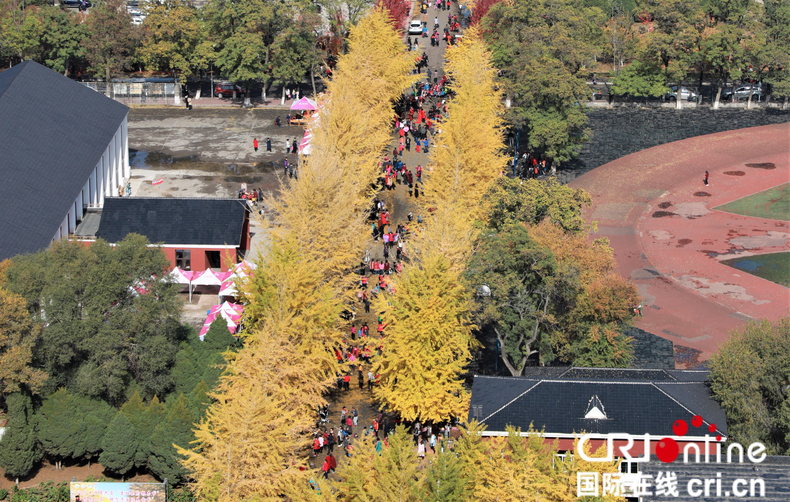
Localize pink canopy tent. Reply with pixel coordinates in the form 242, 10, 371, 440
219, 279, 237, 298
199, 302, 245, 340
299, 129, 313, 155
168, 266, 194, 284
289, 96, 318, 111
191, 269, 224, 286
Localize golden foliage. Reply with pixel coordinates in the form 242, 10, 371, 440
181, 9, 417, 499
373, 254, 476, 422
417, 27, 508, 266
0, 287, 47, 395
373, 30, 503, 422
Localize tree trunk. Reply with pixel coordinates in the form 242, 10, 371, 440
243, 87, 252, 107
281, 83, 286, 105
676, 80, 683, 110
311, 62, 317, 96
713, 85, 722, 110
697, 66, 704, 105
105, 67, 112, 98
784, 95, 788, 110
747, 86, 754, 109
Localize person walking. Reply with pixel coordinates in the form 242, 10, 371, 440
275, 116, 281, 127
292, 139, 298, 154
352, 407, 359, 426
253, 138, 258, 152
266, 137, 272, 152
704, 170, 709, 186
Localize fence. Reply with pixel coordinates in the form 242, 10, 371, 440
80, 81, 177, 105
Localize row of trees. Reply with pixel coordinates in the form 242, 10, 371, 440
309, 422, 625, 501
473, 0, 790, 165
0, 0, 412, 101
175, 9, 418, 500
0, 236, 237, 484
371, 27, 507, 423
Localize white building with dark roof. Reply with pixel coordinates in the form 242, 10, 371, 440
0, 60, 129, 261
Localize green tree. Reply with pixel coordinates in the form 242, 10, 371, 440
137, 0, 207, 101
37, 388, 78, 470
148, 393, 195, 484
37, 5, 85, 75
483, 0, 605, 165
0, 2, 44, 63
484, 177, 592, 235
709, 318, 790, 455
637, 0, 705, 109
763, 0, 790, 108
83, 0, 140, 96
0, 392, 42, 484
4, 235, 184, 405
202, 0, 313, 103
270, 20, 321, 103
72, 394, 115, 467
610, 60, 668, 104
119, 391, 163, 470
99, 411, 137, 479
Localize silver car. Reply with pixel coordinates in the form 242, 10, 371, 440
664, 86, 698, 101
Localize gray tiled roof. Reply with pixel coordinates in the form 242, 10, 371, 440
0, 61, 129, 261
641, 455, 790, 501
470, 368, 727, 437
96, 197, 248, 246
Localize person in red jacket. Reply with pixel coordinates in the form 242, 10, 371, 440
253, 138, 258, 152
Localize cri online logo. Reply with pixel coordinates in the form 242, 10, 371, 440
578, 414, 767, 464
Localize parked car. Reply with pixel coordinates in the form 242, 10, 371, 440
408, 20, 423, 35
663, 85, 698, 101
61, 0, 92, 8
131, 15, 144, 25
731, 85, 764, 101
214, 83, 245, 99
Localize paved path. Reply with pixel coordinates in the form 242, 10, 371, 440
570, 123, 790, 365
318, 0, 460, 478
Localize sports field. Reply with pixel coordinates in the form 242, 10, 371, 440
721, 252, 790, 288
715, 182, 790, 221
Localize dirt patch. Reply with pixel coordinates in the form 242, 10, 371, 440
677, 239, 693, 246
652, 211, 676, 218
745, 162, 776, 170
694, 191, 711, 197
723, 170, 746, 176
657, 201, 673, 209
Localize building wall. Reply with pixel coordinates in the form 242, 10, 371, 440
161, 246, 238, 272
52, 117, 129, 241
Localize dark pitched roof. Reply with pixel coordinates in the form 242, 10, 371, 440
0, 61, 129, 261
642, 455, 790, 502
96, 197, 248, 246
470, 368, 727, 437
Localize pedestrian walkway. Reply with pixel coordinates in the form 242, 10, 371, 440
317, 0, 462, 480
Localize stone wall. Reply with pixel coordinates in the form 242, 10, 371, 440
557, 108, 790, 184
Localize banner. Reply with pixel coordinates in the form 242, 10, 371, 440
70, 481, 166, 502
152, 178, 164, 185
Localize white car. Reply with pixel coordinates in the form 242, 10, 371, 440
408, 20, 423, 35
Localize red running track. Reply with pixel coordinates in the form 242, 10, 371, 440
570, 122, 790, 366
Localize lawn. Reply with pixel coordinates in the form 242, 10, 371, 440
715, 182, 790, 221
721, 252, 790, 288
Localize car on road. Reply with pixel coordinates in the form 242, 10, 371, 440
408, 20, 423, 35
61, 0, 92, 8
723, 85, 764, 101
663, 85, 698, 101
214, 83, 245, 99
